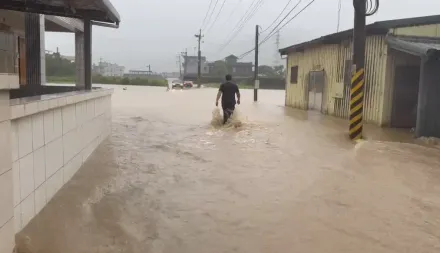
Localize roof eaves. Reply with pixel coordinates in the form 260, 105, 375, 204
386, 35, 440, 58
280, 14, 440, 56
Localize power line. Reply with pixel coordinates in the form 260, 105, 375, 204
203, 0, 221, 30
238, 0, 317, 59
224, 0, 243, 24
337, 0, 342, 32
205, 0, 227, 35
261, 0, 294, 34
261, 0, 317, 45
218, 0, 264, 52
218, 0, 260, 47
201, 0, 215, 29
260, 0, 303, 43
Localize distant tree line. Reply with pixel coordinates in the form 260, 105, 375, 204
45, 53, 167, 86
46, 53, 76, 77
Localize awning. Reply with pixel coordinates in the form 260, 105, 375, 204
45, 16, 84, 32
0, 0, 120, 24
386, 35, 440, 58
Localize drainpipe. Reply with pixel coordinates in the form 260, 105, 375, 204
90, 21, 120, 29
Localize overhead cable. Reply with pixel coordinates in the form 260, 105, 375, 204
205, 0, 228, 35
238, 0, 317, 59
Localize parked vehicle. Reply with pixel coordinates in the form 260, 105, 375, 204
183, 81, 193, 88
171, 80, 183, 89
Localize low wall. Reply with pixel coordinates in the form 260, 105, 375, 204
9, 88, 112, 234
184, 76, 286, 90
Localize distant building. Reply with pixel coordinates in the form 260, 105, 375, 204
206, 55, 253, 77
60, 55, 75, 63
93, 61, 125, 77
124, 70, 164, 80
224, 55, 253, 77
183, 55, 209, 78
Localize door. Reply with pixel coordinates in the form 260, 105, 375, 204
391, 65, 420, 128
308, 71, 325, 111
18, 37, 26, 85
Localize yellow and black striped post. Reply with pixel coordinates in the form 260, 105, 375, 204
350, 0, 366, 140
349, 68, 364, 140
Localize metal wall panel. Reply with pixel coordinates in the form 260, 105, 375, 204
285, 35, 388, 125
392, 24, 440, 37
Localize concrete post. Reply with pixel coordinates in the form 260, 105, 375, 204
24, 13, 42, 93
84, 19, 92, 90
39, 15, 46, 86
75, 32, 85, 88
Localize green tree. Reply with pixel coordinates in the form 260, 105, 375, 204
258, 65, 277, 77
273, 65, 285, 77
46, 53, 76, 77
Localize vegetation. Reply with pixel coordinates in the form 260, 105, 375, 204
46, 52, 167, 87
47, 75, 167, 86
258, 65, 285, 77
46, 53, 76, 77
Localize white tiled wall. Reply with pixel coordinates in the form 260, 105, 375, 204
0, 91, 14, 253
10, 93, 112, 233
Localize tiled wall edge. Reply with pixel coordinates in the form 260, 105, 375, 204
10, 90, 112, 120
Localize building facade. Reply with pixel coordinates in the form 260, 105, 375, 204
224, 55, 253, 77
0, 1, 120, 251
93, 61, 125, 77
280, 15, 440, 138
183, 55, 209, 78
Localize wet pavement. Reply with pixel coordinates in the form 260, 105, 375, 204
17, 85, 440, 253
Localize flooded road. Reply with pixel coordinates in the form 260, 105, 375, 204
17, 85, 440, 253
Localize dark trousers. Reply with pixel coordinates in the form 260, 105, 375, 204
222, 103, 235, 124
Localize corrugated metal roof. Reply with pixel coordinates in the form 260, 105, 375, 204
45, 16, 84, 32
280, 14, 440, 55
386, 35, 440, 58
0, 0, 120, 24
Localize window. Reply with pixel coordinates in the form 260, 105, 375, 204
290, 66, 298, 84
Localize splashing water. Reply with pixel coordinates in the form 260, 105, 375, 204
211, 107, 244, 128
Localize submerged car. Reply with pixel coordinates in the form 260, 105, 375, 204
171, 80, 183, 89
183, 81, 194, 88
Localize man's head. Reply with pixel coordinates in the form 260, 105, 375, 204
225, 74, 232, 81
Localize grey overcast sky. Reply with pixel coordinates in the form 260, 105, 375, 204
46, 0, 440, 73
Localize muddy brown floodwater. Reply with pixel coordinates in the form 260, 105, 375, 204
17, 84, 440, 253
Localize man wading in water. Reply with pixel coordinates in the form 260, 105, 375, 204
215, 74, 241, 124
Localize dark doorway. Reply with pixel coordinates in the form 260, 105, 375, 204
391, 65, 420, 128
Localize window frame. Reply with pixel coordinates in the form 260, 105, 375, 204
290, 66, 298, 84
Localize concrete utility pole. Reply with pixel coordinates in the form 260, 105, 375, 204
349, 0, 378, 140
181, 48, 188, 81
147, 64, 151, 74
177, 54, 182, 81
195, 29, 203, 88
349, 0, 367, 141
254, 25, 260, 102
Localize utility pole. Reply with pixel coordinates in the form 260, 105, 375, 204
177, 54, 182, 81
254, 25, 259, 102
195, 29, 203, 88
181, 48, 188, 81
274, 31, 281, 66
147, 64, 151, 74
349, 0, 366, 141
